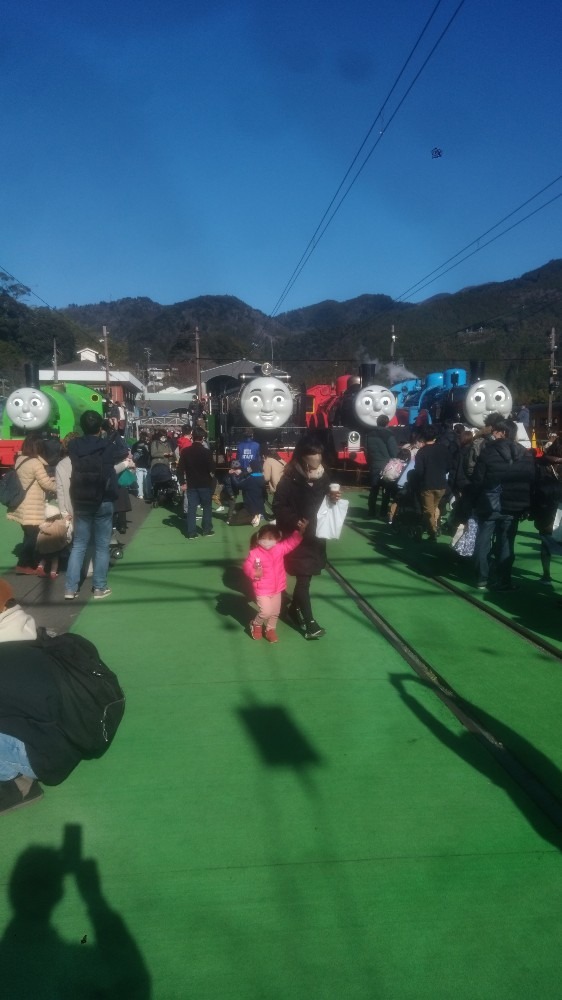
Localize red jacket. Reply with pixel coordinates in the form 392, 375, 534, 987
242, 532, 302, 596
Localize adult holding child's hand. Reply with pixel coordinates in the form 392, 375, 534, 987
272, 440, 334, 640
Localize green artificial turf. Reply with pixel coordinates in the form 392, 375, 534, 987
342, 495, 562, 803
0, 506, 562, 998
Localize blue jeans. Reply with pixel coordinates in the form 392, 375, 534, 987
65, 501, 114, 593
186, 487, 212, 536
0, 733, 37, 781
474, 513, 518, 584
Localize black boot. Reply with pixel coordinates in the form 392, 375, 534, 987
304, 619, 326, 640
0, 778, 43, 815
287, 603, 306, 632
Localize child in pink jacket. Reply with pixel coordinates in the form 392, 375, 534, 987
242, 519, 308, 643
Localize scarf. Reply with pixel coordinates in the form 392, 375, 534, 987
294, 461, 325, 481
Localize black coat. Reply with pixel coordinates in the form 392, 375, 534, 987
364, 428, 398, 474
413, 442, 451, 491
472, 438, 535, 517
272, 467, 330, 576
532, 458, 562, 533
176, 442, 215, 489
0, 643, 82, 785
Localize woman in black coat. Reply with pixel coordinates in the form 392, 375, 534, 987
272, 441, 338, 640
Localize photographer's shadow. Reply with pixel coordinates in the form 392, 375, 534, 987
0, 834, 151, 999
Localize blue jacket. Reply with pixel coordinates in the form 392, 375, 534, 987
238, 472, 265, 514
236, 439, 261, 472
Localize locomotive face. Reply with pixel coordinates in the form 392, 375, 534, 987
463, 379, 512, 428
353, 384, 397, 427
240, 376, 293, 428
6, 387, 52, 430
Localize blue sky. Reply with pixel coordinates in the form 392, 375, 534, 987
2, 0, 561, 315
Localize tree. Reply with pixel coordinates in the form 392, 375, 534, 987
0, 271, 30, 301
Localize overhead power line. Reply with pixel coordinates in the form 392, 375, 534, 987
396, 172, 562, 301
270, 0, 467, 318
0, 263, 52, 309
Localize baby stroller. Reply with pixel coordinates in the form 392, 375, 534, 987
109, 526, 125, 562
151, 462, 181, 508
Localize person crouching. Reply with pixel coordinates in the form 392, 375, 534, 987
242, 520, 308, 643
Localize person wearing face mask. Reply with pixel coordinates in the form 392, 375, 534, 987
242, 520, 308, 643
272, 439, 340, 640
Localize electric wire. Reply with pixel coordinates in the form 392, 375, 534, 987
397, 174, 562, 301
268, 0, 445, 318
397, 192, 562, 300
0, 264, 52, 309
270, 0, 468, 318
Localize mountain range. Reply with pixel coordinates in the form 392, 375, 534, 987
2, 259, 562, 399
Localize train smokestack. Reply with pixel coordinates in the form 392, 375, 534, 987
24, 363, 39, 388
469, 360, 485, 383
359, 363, 377, 386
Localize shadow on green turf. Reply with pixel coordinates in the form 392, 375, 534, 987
237, 699, 324, 771
391, 673, 562, 851
161, 512, 186, 533
215, 564, 256, 632
347, 516, 562, 646
0, 826, 152, 998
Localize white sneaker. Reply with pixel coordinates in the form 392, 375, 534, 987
93, 588, 112, 600
215, 505, 225, 513
251, 514, 261, 527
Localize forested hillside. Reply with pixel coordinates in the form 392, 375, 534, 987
2, 261, 562, 400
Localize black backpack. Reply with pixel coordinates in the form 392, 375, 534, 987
70, 446, 112, 510
35, 631, 125, 758
0, 459, 33, 509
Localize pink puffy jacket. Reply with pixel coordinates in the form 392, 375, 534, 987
242, 531, 302, 596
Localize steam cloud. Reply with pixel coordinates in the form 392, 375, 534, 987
356, 350, 417, 385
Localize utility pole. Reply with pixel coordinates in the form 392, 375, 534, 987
53, 337, 59, 382
144, 347, 151, 387
101, 325, 111, 400
390, 325, 396, 364
548, 327, 558, 431
195, 325, 202, 399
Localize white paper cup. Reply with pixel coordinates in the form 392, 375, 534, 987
329, 483, 340, 492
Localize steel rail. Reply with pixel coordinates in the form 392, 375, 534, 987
326, 541, 562, 836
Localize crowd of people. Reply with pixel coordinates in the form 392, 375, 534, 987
169, 427, 342, 640
6, 400, 562, 610
5, 415, 215, 594
2, 403, 561, 815
6, 412, 134, 599
365, 412, 562, 593
0, 426, 342, 813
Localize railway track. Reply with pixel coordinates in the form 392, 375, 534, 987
347, 518, 562, 663
325, 518, 562, 836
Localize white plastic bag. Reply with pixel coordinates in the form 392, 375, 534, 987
315, 497, 349, 540
552, 505, 562, 542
